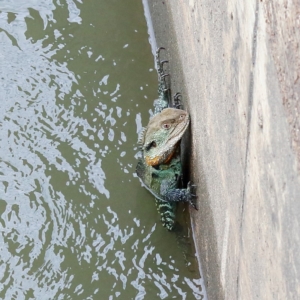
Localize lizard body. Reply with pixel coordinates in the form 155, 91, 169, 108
136, 48, 197, 230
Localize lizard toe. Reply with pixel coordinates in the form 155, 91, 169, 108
189, 201, 198, 210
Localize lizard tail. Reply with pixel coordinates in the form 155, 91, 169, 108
155, 199, 177, 231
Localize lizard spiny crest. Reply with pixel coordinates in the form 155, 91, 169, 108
137, 127, 147, 145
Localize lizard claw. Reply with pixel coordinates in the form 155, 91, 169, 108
156, 47, 166, 65
160, 60, 169, 66
160, 60, 169, 76
174, 92, 181, 98
187, 182, 198, 210
173, 92, 183, 109
189, 201, 198, 210
187, 181, 196, 190
157, 47, 166, 53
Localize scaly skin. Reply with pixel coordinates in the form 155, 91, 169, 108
136, 48, 197, 231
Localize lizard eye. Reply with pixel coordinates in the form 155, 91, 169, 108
162, 123, 171, 129
179, 115, 185, 120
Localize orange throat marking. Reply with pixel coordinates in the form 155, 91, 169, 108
145, 147, 177, 166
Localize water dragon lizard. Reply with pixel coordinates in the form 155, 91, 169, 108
136, 48, 197, 231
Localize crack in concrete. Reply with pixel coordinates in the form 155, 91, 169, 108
236, 0, 260, 298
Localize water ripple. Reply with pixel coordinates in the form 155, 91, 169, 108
0, 1, 204, 299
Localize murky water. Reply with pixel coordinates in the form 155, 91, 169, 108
0, 0, 205, 299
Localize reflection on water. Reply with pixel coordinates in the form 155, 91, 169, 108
0, 0, 205, 299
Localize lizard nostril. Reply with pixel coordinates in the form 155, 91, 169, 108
146, 141, 157, 151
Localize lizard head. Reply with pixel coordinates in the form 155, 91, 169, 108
139, 108, 190, 166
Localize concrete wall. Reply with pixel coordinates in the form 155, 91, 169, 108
147, 1, 300, 299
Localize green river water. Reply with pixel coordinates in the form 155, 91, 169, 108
0, 0, 205, 299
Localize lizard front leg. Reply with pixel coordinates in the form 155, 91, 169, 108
162, 182, 198, 210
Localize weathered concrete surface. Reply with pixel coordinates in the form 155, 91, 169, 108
147, 0, 300, 299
